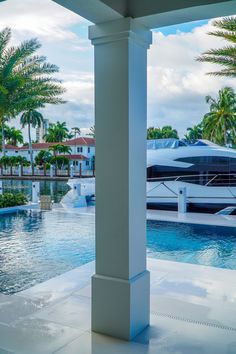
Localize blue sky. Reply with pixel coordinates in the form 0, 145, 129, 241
0, 0, 235, 139
156, 20, 208, 35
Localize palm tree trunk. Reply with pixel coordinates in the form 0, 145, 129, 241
1, 121, 5, 157
28, 123, 34, 175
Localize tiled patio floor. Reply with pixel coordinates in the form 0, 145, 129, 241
0, 259, 236, 354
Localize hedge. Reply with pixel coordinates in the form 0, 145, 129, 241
0, 193, 28, 208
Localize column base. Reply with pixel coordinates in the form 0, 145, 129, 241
91, 270, 150, 341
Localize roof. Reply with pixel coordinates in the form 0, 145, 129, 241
5, 145, 18, 150
19, 143, 57, 150
63, 137, 95, 146
6, 137, 95, 151
62, 154, 88, 161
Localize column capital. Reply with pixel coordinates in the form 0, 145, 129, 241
89, 17, 152, 49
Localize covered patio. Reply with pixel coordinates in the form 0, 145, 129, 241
0, 0, 236, 353
52, 0, 236, 342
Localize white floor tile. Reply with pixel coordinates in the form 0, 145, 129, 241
0, 318, 83, 354
33, 295, 91, 330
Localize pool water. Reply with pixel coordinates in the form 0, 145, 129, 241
0, 210, 236, 294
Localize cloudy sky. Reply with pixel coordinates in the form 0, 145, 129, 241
0, 0, 235, 139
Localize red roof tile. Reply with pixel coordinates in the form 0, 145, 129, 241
17, 137, 95, 150
62, 154, 88, 160
64, 137, 95, 146
5, 145, 18, 150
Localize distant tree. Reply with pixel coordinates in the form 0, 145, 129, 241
51, 155, 69, 170
202, 87, 236, 145
184, 124, 203, 142
49, 143, 71, 156
87, 125, 95, 138
71, 127, 81, 138
197, 17, 236, 77
35, 150, 52, 175
44, 121, 70, 142
35, 150, 52, 165
5, 127, 24, 146
147, 126, 179, 140
20, 110, 44, 173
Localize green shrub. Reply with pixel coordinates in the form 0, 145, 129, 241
0, 193, 28, 208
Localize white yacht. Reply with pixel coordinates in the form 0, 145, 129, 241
63, 139, 236, 213
147, 139, 236, 213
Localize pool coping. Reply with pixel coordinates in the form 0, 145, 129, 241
147, 209, 236, 227
0, 203, 39, 215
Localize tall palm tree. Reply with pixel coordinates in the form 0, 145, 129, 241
44, 121, 70, 142
0, 27, 65, 155
202, 87, 236, 145
6, 127, 24, 146
20, 110, 44, 173
197, 17, 236, 77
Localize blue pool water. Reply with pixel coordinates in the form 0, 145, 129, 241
0, 210, 236, 294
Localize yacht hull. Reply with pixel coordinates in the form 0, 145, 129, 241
147, 181, 236, 213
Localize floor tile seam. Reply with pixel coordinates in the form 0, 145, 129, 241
151, 311, 236, 332
51, 330, 88, 354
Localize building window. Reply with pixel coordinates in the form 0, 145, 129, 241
15, 151, 18, 153
28, 151, 30, 154
76, 161, 79, 166
77, 147, 83, 153
88, 147, 90, 153
86, 161, 89, 166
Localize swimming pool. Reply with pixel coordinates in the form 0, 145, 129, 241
0, 210, 236, 294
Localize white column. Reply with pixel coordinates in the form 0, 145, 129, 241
89, 18, 152, 340
32, 182, 40, 203
178, 187, 187, 214
50, 165, 54, 178
0, 180, 2, 195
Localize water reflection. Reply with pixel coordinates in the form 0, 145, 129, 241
1, 180, 70, 203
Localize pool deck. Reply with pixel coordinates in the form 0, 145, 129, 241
0, 258, 235, 354
55, 204, 236, 227
147, 209, 236, 227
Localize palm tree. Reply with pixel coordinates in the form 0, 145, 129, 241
35, 150, 52, 176
147, 126, 179, 140
44, 122, 70, 142
20, 110, 44, 173
0, 27, 65, 155
71, 127, 81, 138
6, 127, 24, 146
197, 17, 236, 77
161, 126, 179, 139
49, 143, 72, 156
202, 87, 236, 145
185, 124, 203, 142
87, 125, 95, 138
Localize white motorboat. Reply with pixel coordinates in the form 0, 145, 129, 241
147, 139, 236, 213
63, 139, 236, 213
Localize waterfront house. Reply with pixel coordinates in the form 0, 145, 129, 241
2, 137, 95, 173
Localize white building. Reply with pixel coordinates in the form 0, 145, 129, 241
3, 137, 95, 172
36, 119, 49, 143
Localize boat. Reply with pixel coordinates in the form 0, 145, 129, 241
147, 139, 236, 213
63, 139, 236, 213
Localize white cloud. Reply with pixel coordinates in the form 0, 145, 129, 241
0, 1, 235, 140
148, 20, 236, 137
